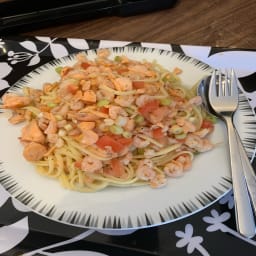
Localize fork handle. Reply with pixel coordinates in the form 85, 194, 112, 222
235, 128, 256, 217
225, 116, 255, 238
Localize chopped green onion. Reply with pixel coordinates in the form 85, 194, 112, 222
160, 97, 172, 106
134, 114, 144, 124
137, 148, 145, 155
47, 102, 57, 108
114, 56, 122, 62
109, 125, 123, 135
97, 99, 110, 107
55, 114, 63, 121
55, 66, 63, 74
205, 114, 217, 124
58, 129, 66, 137
64, 124, 73, 131
169, 125, 183, 135
122, 131, 132, 138
175, 133, 187, 140
124, 107, 134, 115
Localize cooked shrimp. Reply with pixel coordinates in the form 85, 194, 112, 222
47, 133, 59, 144
175, 154, 192, 171
114, 95, 135, 107
70, 100, 84, 111
52, 103, 69, 117
38, 117, 49, 130
44, 119, 58, 134
136, 159, 156, 181
135, 94, 153, 107
81, 130, 99, 145
185, 134, 213, 152
108, 105, 127, 119
68, 128, 81, 136
1, 93, 31, 109
20, 119, 45, 144
96, 89, 114, 101
113, 77, 133, 91
194, 128, 211, 138
150, 173, 167, 188
149, 106, 169, 124
97, 48, 111, 58
8, 109, 26, 124
82, 90, 96, 103
23, 142, 47, 161
69, 112, 99, 122
188, 96, 202, 106
124, 119, 135, 131
121, 152, 132, 165
80, 80, 91, 91
176, 117, 196, 133
78, 121, 95, 131
81, 156, 103, 173
164, 160, 184, 177
64, 70, 87, 80
133, 136, 150, 148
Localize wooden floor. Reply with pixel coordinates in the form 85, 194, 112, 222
22, 0, 256, 49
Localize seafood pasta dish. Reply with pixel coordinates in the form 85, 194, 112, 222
0, 49, 216, 192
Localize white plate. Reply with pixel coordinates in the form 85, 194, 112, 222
0, 47, 254, 230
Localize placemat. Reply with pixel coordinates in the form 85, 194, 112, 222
0, 36, 256, 256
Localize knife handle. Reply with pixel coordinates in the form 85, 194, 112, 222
235, 128, 256, 218
225, 116, 255, 238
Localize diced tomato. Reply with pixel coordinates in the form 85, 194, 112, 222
74, 160, 82, 169
110, 158, 125, 178
201, 120, 214, 130
81, 62, 91, 70
99, 107, 109, 114
96, 135, 124, 152
152, 127, 164, 139
96, 135, 133, 153
132, 81, 145, 89
173, 67, 182, 75
117, 137, 133, 146
116, 67, 129, 74
138, 100, 160, 117
67, 84, 79, 94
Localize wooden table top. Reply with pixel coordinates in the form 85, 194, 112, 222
22, 0, 256, 49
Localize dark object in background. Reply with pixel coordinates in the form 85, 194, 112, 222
0, 0, 178, 34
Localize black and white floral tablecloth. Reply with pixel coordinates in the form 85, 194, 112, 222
0, 36, 256, 256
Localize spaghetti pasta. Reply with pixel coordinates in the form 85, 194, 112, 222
0, 48, 216, 192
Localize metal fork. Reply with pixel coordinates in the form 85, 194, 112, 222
208, 69, 255, 238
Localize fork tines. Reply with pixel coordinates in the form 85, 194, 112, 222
211, 68, 238, 97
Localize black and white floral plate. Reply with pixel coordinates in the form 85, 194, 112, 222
0, 46, 254, 229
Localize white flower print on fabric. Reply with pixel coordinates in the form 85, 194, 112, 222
203, 209, 256, 246
175, 224, 210, 256
0, 62, 12, 90
98, 40, 131, 49
11, 197, 31, 212
219, 191, 234, 209
203, 209, 231, 232
23, 229, 95, 256
7, 37, 69, 67
0, 217, 29, 254
0, 185, 10, 208
181, 45, 256, 78
67, 38, 90, 50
